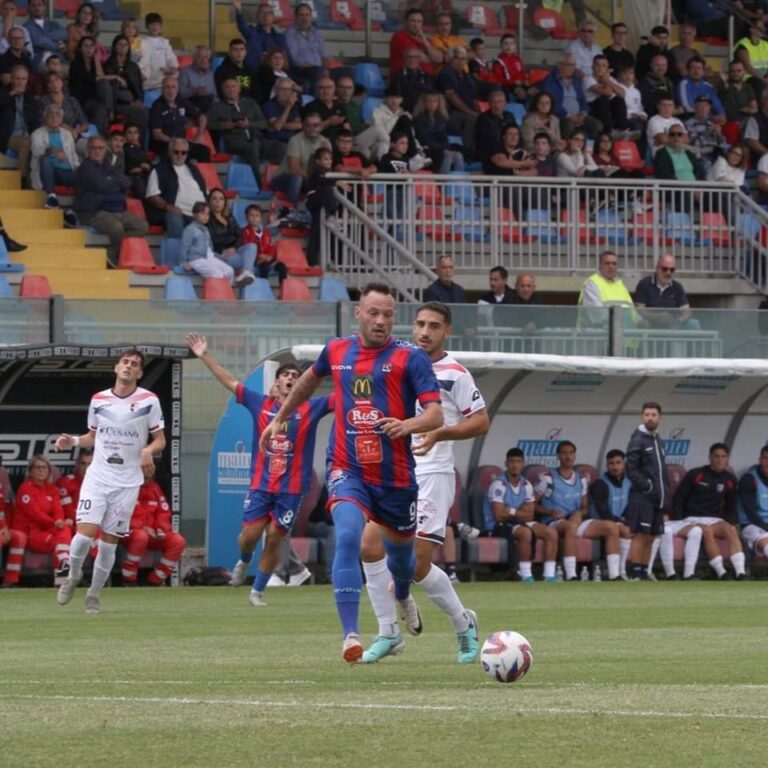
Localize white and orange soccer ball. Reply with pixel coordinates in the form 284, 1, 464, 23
480, 631, 533, 683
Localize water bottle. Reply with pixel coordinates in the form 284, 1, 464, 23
580, 566, 589, 582
593, 564, 602, 582
555, 564, 564, 582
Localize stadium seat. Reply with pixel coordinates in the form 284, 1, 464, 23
279, 276, 313, 301
417, 204, 460, 242
528, 68, 550, 85
242, 278, 275, 302
665, 211, 704, 246
318, 275, 349, 300
276, 240, 322, 276
524, 209, 562, 243
0, 273, 12, 297
612, 140, 644, 172
264, 0, 293, 25
261, 163, 281, 191
80, 123, 99, 139
501, 4, 521, 30
186, 127, 230, 162
576, 464, 599, 485
224, 163, 272, 200
414, 177, 442, 203
0, 239, 24, 273
504, 102, 527, 125
631, 212, 656, 245
532, 7, 577, 39
164, 275, 198, 301
500, 208, 533, 244
330, 0, 377, 31
666, 464, 687, 498
231, 199, 251, 229
466, 4, 505, 34
369, 0, 399, 31
197, 163, 232, 197
160, 237, 183, 267
700, 212, 731, 246
177, 53, 194, 69
444, 180, 483, 206
118, 238, 169, 274
202, 277, 236, 301
125, 197, 163, 234
354, 62, 385, 97
19, 274, 52, 298
95, 0, 130, 20
454, 205, 490, 243
596, 210, 634, 245
560, 208, 595, 245
143, 89, 161, 108
738, 212, 762, 240
722, 121, 741, 146
361, 96, 382, 123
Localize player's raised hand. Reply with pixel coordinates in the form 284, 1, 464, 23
375, 417, 410, 440
186, 332, 208, 357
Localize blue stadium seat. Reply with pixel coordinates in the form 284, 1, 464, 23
143, 89, 161, 108
242, 278, 275, 302
738, 212, 761, 240
301, 94, 314, 106
445, 181, 486, 206
596, 210, 635, 246
231, 199, 251, 228
160, 237, 183, 267
0, 239, 24, 273
524, 208, 563, 243
665, 211, 706, 246
224, 163, 272, 200
81, 123, 100, 139
318, 275, 350, 300
212, 54, 225, 71
354, 62, 385, 97
454, 205, 490, 242
504, 102, 527, 125
361, 96, 381, 123
164, 276, 198, 301
0, 273, 12, 297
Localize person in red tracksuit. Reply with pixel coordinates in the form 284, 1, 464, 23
56, 451, 94, 530
14, 455, 71, 578
0, 486, 26, 588
122, 464, 185, 585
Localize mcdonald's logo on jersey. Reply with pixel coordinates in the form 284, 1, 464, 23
352, 376, 373, 399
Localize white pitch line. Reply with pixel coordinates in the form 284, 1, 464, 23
1, 693, 768, 721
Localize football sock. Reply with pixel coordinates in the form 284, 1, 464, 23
630, 562, 646, 579
68, 533, 93, 582
543, 560, 556, 579
252, 569, 271, 593
331, 501, 366, 636
382, 537, 415, 601
416, 563, 469, 633
683, 526, 703, 578
362, 558, 397, 637
518, 561, 533, 579
606, 553, 620, 580
731, 551, 746, 576
619, 538, 631, 576
660, 529, 676, 577
709, 555, 726, 577
239, 551, 254, 564
563, 556, 576, 580
87, 540, 117, 598
648, 536, 661, 571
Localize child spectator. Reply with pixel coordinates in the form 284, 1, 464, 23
332, 128, 376, 177
120, 17, 144, 71
123, 122, 151, 198
468, 37, 493, 81
305, 146, 347, 266
106, 128, 125, 172
617, 65, 647, 140
492, 33, 529, 103
241, 204, 287, 283
140, 12, 178, 91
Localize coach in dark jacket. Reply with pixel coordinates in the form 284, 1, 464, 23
625, 402, 669, 580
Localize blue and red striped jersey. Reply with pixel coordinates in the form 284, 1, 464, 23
312, 335, 440, 488
236, 384, 334, 494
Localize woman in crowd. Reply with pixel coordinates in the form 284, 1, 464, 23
522, 91, 562, 153
257, 47, 291, 104
557, 130, 599, 178
38, 73, 89, 151
102, 35, 149, 141
68, 36, 113, 136
206, 188, 258, 285
66, 2, 102, 61
488, 124, 538, 213
412, 91, 465, 173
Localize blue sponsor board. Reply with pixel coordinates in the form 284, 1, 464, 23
517, 439, 561, 467
661, 438, 690, 465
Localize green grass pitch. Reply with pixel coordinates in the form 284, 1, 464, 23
2, 582, 767, 768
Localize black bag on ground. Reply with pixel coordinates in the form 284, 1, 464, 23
182, 566, 232, 586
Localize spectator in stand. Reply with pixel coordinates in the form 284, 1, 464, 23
521, 90, 562, 152
178, 45, 217, 113
256, 46, 290, 104
593, 132, 639, 179
38, 72, 88, 150
123, 122, 151, 197
541, 54, 600, 139
683, 0, 730, 40
0, 24, 32, 84
491, 33, 529, 103
654, 126, 704, 185
14, 455, 71, 580
709, 141, 748, 192
284, 2, 327, 92
271, 109, 330, 203
646, 95, 685, 154
43, 50, 64, 80
744, 89, 768, 158
241, 203, 286, 284
635, 25, 675, 82
262, 76, 302, 161
634, 254, 700, 330
468, 36, 494, 84
566, 20, 603, 79
684, 95, 726, 174
149, 75, 210, 162
31, 104, 79, 209
103, 35, 149, 141
412, 91, 464, 173
616, 65, 648, 141
738, 446, 768, 564
69, 36, 112, 137
578, 250, 635, 326
121, 462, 186, 586
479, 265, 517, 305
304, 77, 348, 140
423, 255, 467, 304
234, 0, 286, 70
106, 128, 125, 172
206, 187, 258, 286
56, 450, 92, 528
0, 481, 25, 588
583, 54, 630, 135
378, 130, 411, 220
557, 129, 599, 177
531, 131, 557, 176
509, 272, 543, 305
355, 86, 414, 162
65, 2, 101, 62
488, 123, 536, 179
0, 65, 35, 178
669, 22, 701, 80
429, 12, 466, 71
639, 53, 677, 117
0, 0, 31, 53
145, 137, 207, 237
139, 12, 178, 91
677, 56, 725, 119
734, 20, 768, 101
436, 46, 480, 153
389, 7, 443, 77
603, 22, 635, 76
206, 77, 267, 177
718, 60, 757, 124
392, 47, 434, 114
121, 17, 143, 70
215, 37, 260, 102
476, 88, 517, 170
335, 75, 364, 135
73, 135, 147, 263
305, 145, 347, 266
332, 128, 376, 177
24, 0, 67, 70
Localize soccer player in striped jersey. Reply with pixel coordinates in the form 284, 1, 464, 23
260, 283, 443, 663
360, 301, 489, 663
186, 333, 333, 606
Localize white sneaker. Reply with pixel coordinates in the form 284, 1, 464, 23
230, 560, 249, 586
57, 578, 78, 605
234, 269, 255, 287
456, 522, 481, 541
267, 573, 287, 588
84, 595, 100, 615
396, 594, 423, 636
249, 590, 267, 607
287, 566, 311, 586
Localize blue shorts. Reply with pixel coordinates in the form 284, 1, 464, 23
327, 470, 418, 536
242, 490, 302, 534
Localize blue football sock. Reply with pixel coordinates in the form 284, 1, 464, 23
252, 569, 271, 593
383, 537, 415, 601
331, 501, 366, 636
240, 551, 254, 564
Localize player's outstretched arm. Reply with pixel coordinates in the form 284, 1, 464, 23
259, 368, 322, 450
54, 431, 95, 452
186, 333, 239, 394
412, 408, 490, 456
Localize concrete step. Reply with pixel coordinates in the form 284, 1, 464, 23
0, 170, 21, 190
0, 190, 45, 208
15, 248, 107, 271
6, 209, 63, 228
11, 229, 86, 246
45, 269, 151, 299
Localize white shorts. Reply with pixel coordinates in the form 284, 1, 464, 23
76, 475, 141, 537
415, 472, 455, 544
741, 524, 768, 552
576, 519, 596, 536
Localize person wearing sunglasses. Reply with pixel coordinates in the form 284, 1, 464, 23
634, 254, 700, 330
653, 125, 705, 212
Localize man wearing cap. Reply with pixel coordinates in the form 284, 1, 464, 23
677, 56, 725, 119
566, 20, 604, 79
684, 95, 726, 173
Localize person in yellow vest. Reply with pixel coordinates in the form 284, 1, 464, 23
578, 250, 636, 328
734, 21, 768, 100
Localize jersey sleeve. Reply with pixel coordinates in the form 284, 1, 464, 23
487, 478, 506, 505
408, 348, 441, 405
149, 394, 165, 432
236, 384, 265, 415
87, 396, 98, 431
453, 369, 486, 417
311, 342, 333, 378
523, 479, 535, 504
534, 474, 553, 498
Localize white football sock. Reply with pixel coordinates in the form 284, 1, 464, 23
563, 556, 576, 580
606, 553, 620, 580
68, 533, 94, 582
416, 563, 469, 633
87, 540, 117, 598
731, 551, 746, 576
683, 526, 702, 578
619, 538, 631, 576
362, 558, 397, 636
543, 560, 556, 579
648, 535, 661, 571
518, 561, 532, 579
709, 555, 726, 577
660, 529, 676, 577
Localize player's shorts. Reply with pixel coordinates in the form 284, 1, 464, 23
415, 472, 455, 544
679, 516, 724, 528
76, 475, 141, 537
327, 470, 418, 536
241, 490, 302, 535
576, 519, 597, 536
741, 524, 768, 552
624, 504, 664, 536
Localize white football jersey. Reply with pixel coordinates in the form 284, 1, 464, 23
414, 353, 486, 474
86, 387, 165, 487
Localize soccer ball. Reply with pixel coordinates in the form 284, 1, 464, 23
480, 631, 533, 683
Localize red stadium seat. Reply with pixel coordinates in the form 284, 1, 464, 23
276, 240, 322, 277
560, 208, 597, 245
418, 205, 461, 242
466, 4, 505, 34
414, 177, 443, 203
528, 68, 550, 85
612, 140, 644, 172
279, 276, 313, 301
533, 8, 577, 39
117, 237, 169, 274
722, 121, 741, 146
500, 208, 533, 244
700, 212, 731, 246
202, 277, 236, 301
261, 163, 280, 191
576, 464, 599, 486
329, 0, 379, 31
125, 197, 164, 235
186, 127, 230, 163
177, 53, 193, 69
19, 274, 52, 298
196, 163, 234, 198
